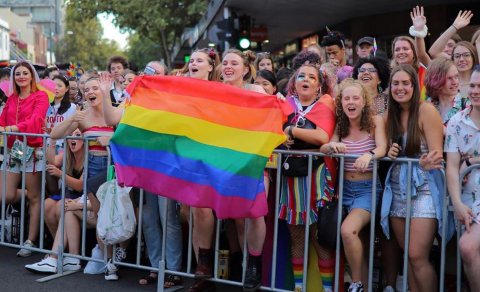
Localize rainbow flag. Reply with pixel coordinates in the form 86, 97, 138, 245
418, 64, 427, 101
110, 76, 287, 218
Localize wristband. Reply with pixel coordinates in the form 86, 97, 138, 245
369, 150, 375, 158
409, 25, 428, 38
288, 126, 294, 138
466, 158, 472, 167
451, 24, 458, 31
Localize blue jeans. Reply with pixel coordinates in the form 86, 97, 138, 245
87, 154, 108, 179
342, 179, 382, 213
142, 192, 182, 271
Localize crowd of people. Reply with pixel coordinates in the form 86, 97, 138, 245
0, 5, 478, 292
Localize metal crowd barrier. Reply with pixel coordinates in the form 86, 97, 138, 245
0, 132, 473, 292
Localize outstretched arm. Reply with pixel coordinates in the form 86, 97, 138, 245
428, 10, 473, 59
99, 72, 124, 126
411, 6, 431, 66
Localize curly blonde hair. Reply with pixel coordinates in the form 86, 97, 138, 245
335, 78, 374, 139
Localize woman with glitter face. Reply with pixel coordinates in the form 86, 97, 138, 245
280, 62, 337, 292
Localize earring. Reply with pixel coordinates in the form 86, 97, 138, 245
377, 84, 383, 94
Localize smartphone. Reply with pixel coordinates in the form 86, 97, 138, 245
395, 135, 404, 156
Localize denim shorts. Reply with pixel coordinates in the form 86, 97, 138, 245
342, 179, 382, 213
87, 154, 109, 179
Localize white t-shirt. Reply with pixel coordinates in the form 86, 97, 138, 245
46, 102, 76, 148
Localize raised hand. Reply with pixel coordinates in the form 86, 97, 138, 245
410, 6, 426, 31
99, 72, 114, 96
452, 10, 473, 30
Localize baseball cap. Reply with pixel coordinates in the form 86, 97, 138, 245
357, 37, 374, 46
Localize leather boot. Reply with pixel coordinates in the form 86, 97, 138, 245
195, 248, 213, 278
243, 253, 262, 292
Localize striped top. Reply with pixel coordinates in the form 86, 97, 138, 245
341, 135, 376, 172
82, 126, 114, 152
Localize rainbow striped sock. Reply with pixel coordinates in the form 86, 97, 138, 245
292, 257, 304, 289
318, 258, 335, 290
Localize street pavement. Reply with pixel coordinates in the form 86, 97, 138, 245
0, 246, 243, 292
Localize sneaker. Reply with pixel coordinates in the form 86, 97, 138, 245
17, 240, 35, 257
84, 245, 106, 274
348, 282, 364, 292
105, 259, 119, 281
383, 286, 395, 292
114, 247, 127, 263
25, 256, 57, 273
63, 257, 81, 271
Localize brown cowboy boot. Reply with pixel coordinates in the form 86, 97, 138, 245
195, 248, 213, 278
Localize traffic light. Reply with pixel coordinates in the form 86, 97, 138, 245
216, 17, 237, 46
238, 15, 251, 50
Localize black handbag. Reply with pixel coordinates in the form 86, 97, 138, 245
282, 155, 322, 177
316, 199, 347, 250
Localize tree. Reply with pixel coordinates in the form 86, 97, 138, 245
55, 3, 125, 70
72, 0, 208, 68
126, 34, 162, 70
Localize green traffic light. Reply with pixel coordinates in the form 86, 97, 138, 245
239, 37, 251, 49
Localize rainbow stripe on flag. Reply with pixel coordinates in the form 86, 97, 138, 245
110, 76, 287, 218
418, 64, 427, 101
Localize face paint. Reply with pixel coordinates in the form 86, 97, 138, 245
296, 73, 306, 82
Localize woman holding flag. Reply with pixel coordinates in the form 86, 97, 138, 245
219, 49, 267, 292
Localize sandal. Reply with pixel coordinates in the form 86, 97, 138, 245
164, 274, 182, 289
138, 272, 158, 285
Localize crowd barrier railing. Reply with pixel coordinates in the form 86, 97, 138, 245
0, 132, 472, 292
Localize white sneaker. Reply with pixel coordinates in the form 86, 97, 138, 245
63, 257, 81, 271
25, 256, 57, 273
17, 240, 35, 257
84, 245, 106, 274
104, 259, 118, 281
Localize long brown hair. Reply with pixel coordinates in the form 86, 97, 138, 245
386, 64, 422, 156
12, 61, 39, 96
65, 131, 84, 177
335, 78, 374, 138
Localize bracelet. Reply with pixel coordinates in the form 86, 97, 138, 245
369, 150, 376, 158
451, 24, 458, 31
288, 126, 294, 138
466, 158, 472, 167
409, 25, 428, 38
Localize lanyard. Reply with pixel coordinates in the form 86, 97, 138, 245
292, 97, 317, 127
